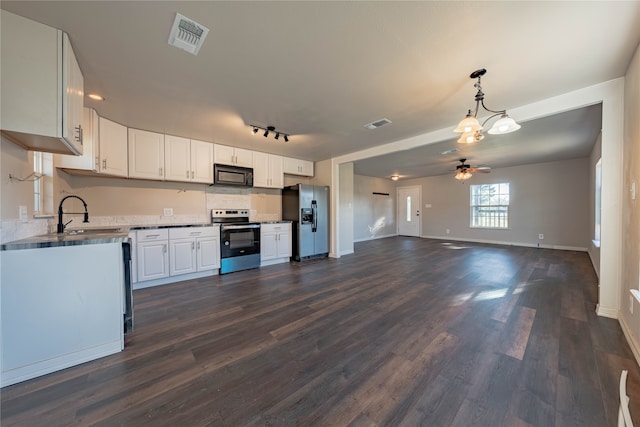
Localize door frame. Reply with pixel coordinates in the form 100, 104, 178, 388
396, 185, 422, 237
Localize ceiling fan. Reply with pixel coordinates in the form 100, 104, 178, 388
453, 158, 490, 181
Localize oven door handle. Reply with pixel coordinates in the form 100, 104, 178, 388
221, 224, 261, 230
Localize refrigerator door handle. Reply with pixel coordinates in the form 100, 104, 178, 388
312, 200, 318, 232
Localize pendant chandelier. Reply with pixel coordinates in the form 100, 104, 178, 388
454, 68, 520, 144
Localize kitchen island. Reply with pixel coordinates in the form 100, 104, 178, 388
1, 230, 129, 387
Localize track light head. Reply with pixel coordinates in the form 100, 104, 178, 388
252, 127, 258, 135
275, 133, 280, 140
284, 135, 289, 142
263, 129, 269, 137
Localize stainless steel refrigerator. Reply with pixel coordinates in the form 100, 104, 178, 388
282, 184, 329, 261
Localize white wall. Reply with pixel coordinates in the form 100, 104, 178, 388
338, 163, 354, 255
353, 175, 397, 242
402, 158, 590, 249
619, 42, 640, 364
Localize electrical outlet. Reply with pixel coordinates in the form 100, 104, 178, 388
446, 228, 450, 234
538, 234, 544, 240
163, 208, 173, 217
19, 205, 28, 221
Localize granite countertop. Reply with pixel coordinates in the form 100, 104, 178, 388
2, 221, 290, 251
1, 228, 130, 251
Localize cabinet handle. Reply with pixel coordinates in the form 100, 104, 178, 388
187, 170, 190, 179
159, 167, 163, 176
102, 159, 107, 169
197, 242, 201, 250
192, 242, 195, 250
95, 156, 99, 169
145, 234, 161, 238
163, 244, 167, 253
75, 125, 83, 144
191, 171, 194, 179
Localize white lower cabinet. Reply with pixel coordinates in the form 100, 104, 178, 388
261, 223, 292, 266
134, 226, 220, 288
136, 229, 169, 282
169, 227, 219, 275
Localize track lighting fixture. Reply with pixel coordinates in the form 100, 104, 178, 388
249, 124, 291, 142
454, 68, 520, 144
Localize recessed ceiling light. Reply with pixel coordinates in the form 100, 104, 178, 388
391, 175, 399, 181
87, 93, 105, 101
440, 148, 458, 155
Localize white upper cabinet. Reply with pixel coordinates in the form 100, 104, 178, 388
164, 135, 190, 182
190, 139, 214, 183
98, 117, 128, 177
128, 128, 165, 180
1, 11, 84, 155
283, 157, 314, 177
165, 136, 213, 183
55, 107, 99, 172
214, 144, 252, 168
253, 152, 284, 189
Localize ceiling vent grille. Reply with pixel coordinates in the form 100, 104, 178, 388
168, 13, 209, 56
364, 118, 392, 130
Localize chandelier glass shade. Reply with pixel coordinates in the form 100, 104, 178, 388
454, 69, 520, 143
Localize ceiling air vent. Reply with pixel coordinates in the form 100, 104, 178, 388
168, 13, 209, 56
364, 118, 392, 130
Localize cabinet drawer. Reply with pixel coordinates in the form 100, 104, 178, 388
169, 226, 218, 239
261, 223, 288, 233
136, 229, 169, 241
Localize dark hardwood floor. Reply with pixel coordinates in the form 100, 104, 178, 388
2, 237, 639, 426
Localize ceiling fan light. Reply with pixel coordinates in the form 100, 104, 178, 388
488, 114, 521, 134
454, 170, 472, 181
453, 114, 482, 133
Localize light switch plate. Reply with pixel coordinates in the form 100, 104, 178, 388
163, 208, 173, 217
18, 205, 28, 221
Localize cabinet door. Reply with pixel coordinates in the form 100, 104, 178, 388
165, 135, 191, 182
260, 232, 278, 261
98, 117, 128, 177
233, 147, 253, 168
252, 151, 270, 188
137, 240, 169, 281
170, 238, 196, 276
63, 33, 84, 153
190, 139, 214, 183
284, 157, 314, 176
277, 230, 292, 258
128, 129, 165, 180
269, 154, 284, 188
197, 237, 220, 271
55, 107, 98, 171
213, 144, 235, 166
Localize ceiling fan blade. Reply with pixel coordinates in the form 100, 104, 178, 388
468, 168, 490, 173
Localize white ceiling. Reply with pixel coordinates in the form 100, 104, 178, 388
2, 1, 639, 179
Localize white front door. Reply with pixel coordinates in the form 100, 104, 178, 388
397, 186, 421, 237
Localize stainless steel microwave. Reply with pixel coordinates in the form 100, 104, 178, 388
213, 163, 253, 187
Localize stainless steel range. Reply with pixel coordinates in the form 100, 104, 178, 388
211, 209, 261, 274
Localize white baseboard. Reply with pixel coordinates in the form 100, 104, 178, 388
134, 269, 217, 290
619, 314, 640, 368
1, 340, 123, 387
354, 233, 397, 243
340, 249, 355, 256
596, 303, 619, 319
421, 235, 587, 252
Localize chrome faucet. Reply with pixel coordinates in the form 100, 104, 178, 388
57, 195, 89, 233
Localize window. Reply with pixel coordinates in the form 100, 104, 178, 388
406, 196, 412, 222
32, 151, 54, 215
470, 183, 510, 229
594, 158, 602, 245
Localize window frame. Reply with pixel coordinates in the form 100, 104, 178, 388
469, 182, 510, 229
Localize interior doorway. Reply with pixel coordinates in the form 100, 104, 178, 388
397, 185, 421, 237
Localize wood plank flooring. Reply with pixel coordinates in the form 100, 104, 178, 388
2, 237, 640, 426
